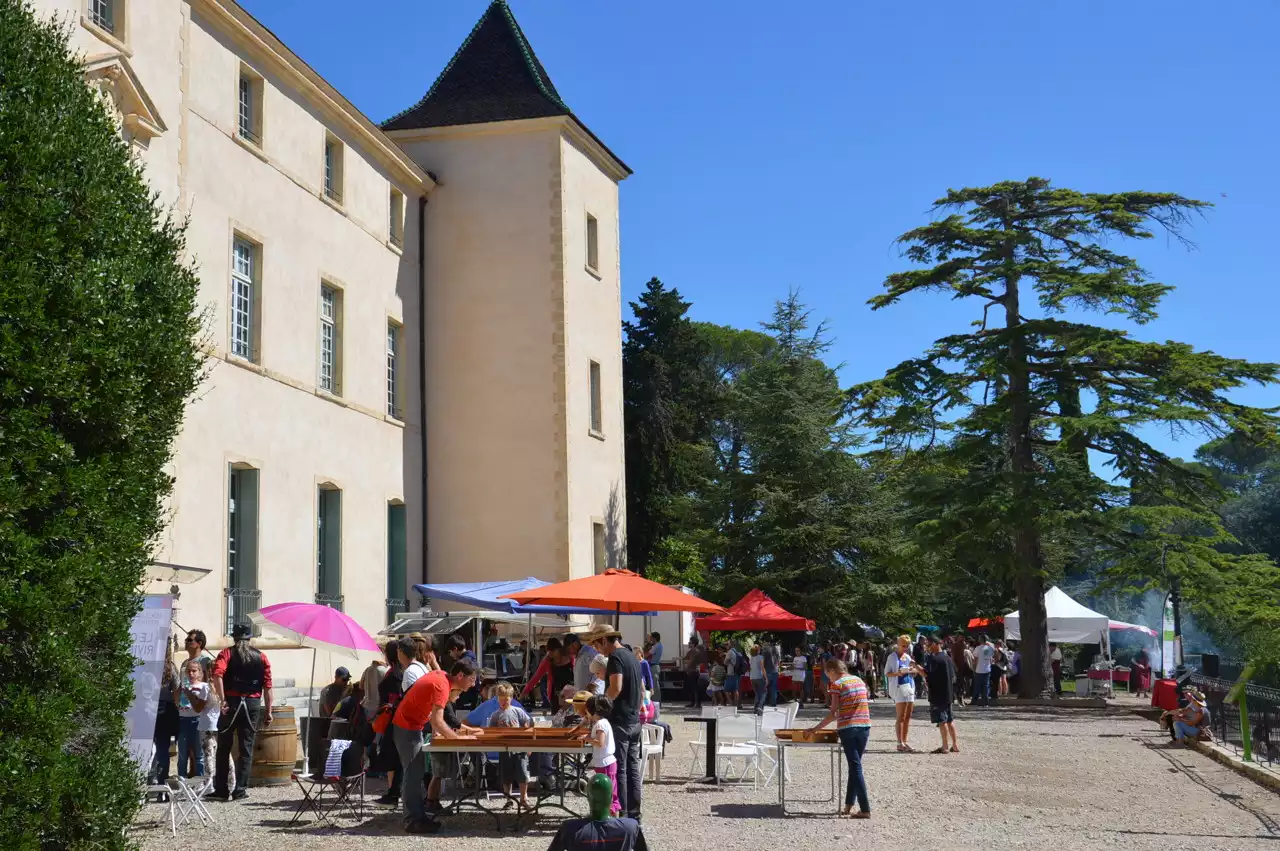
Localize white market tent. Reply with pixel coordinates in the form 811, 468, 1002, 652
1004, 586, 1111, 654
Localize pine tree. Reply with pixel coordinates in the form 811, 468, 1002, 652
851, 178, 1278, 696
0, 4, 203, 845
622, 278, 715, 572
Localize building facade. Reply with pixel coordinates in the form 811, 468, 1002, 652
38, 0, 628, 684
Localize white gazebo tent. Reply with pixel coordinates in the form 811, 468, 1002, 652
1005, 586, 1114, 693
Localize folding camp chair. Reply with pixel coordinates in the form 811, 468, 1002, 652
289, 739, 366, 826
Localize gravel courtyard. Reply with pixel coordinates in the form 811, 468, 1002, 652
134, 702, 1280, 850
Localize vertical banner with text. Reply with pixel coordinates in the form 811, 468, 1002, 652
126, 595, 174, 770
1161, 596, 1176, 678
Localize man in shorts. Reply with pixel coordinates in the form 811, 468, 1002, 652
923, 636, 959, 753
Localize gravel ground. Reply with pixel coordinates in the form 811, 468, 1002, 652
134, 701, 1280, 850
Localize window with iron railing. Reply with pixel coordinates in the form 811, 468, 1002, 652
314, 592, 344, 612
89, 0, 116, 34
225, 588, 261, 637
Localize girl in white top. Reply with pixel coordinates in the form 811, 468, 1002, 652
585, 695, 619, 816
792, 648, 809, 705
884, 634, 924, 752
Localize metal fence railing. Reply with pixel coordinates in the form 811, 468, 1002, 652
1191, 673, 1280, 767
225, 587, 261, 637
314, 592, 344, 612
385, 597, 410, 626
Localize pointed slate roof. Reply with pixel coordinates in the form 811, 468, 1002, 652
382, 0, 571, 131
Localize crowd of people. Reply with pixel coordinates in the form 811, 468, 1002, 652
145, 619, 1167, 840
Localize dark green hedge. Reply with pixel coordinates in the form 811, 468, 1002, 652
0, 2, 203, 847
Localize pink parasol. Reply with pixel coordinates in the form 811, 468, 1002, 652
249, 602, 380, 763
250, 602, 381, 658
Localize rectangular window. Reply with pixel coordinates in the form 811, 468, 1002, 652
323, 134, 343, 203
593, 521, 607, 575
89, 0, 116, 33
317, 486, 342, 610
589, 360, 603, 434
386, 502, 407, 625
237, 70, 262, 145
389, 189, 404, 248
585, 212, 599, 272
230, 237, 258, 361
227, 466, 260, 636
318, 284, 341, 394
387, 321, 402, 418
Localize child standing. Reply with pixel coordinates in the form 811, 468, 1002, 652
486, 683, 533, 809
175, 659, 205, 780
176, 658, 219, 786
584, 695, 619, 816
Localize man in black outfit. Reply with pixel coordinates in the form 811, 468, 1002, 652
210, 624, 274, 800
923, 636, 959, 754
586, 624, 643, 821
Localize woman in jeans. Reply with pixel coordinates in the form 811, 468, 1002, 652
809, 659, 871, 818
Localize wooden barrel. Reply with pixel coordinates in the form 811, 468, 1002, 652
250, 705, 297, 786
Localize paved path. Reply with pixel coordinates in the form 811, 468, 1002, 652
135, 701, 1280, 850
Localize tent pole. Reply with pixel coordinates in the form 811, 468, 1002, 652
614, 603, 620, 631
525, 614, 532, 681
304, 645, 316, 767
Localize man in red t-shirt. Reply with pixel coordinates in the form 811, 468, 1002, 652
391, 640, 477, 834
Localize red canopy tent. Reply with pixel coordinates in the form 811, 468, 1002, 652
967, 616, 1003, 629
695, 589, 815, 633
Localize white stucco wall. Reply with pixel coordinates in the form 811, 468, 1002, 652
559, 134, 627, 578
31, 1, 425, 685
396, 125, 568, 584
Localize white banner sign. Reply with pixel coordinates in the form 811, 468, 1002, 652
1161, 596, 1176, 678
126, 595, 174, 771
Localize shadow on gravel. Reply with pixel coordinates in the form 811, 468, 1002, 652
1106, 829, 1280, 841
709, 803, 785, 819
1143, 739, 1280, 837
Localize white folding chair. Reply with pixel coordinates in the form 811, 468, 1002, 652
686, 705, 738, 775
714, 715, 759, 788
641, 724, 665, 783
747, 709, 791, 787
139, 745, 181, 836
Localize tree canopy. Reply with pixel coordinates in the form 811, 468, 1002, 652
624, 179, 1280, 692
0, 4, 204, 845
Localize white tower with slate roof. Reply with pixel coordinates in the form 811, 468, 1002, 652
384, 1, 631, 587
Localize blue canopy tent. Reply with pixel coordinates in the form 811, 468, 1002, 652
412, 578, 653, 676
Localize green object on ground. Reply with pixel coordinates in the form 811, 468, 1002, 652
1240, 692, 1252, 762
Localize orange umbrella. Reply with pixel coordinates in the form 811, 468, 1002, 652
498, 569, 724, 615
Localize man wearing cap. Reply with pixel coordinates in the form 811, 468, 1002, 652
210, 624, 273, 800
319, 667, 351, 718
586, 624, 644, 822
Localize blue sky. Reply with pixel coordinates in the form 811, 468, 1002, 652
246, 0, 1280, 459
